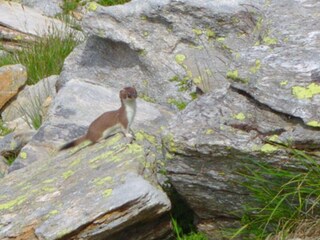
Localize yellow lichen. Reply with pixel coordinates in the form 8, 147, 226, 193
280, 80, 288, 86
307, 120, 320, 127
0, 195, 27, 211
69, 158, 81, 167
261, 144, 278, 153
193, 76, 202, 85
233, 113, 246, 121
206, 29, 216, 39
42, 178, 56, 184
263, 36, 278, 45
103, 189, 113, 198
42, 186, 56, 192
20, 152, 27, 159
62, 170, 74, 179
292, 83, 320, 99
250, 60, 261, 74
93, 176, 113, 186
87, 2, 98, 11
267, 134, 279, 142
192, 28, 203, 36
175, 54, 186, 65
205, 129, 214, 135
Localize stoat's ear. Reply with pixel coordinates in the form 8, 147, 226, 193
120, 89, 127, 99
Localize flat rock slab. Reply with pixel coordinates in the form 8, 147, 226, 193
0, 135, 171, 239
0, 1, 83, 39
0, 64, 27, 109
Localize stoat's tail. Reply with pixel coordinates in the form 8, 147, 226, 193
59, 135, 87, 151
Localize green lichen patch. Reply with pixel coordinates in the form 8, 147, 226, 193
261, 144, 278, 153
167, 98, 188, 110
205, 129, 214, 135
267, 134, 280, 142
42, 178, 56, 184
250, 59, 261, 74
193, 76, 202, 85
163, 133, 177, 153
292, 83, 320, 99
206, 29, 216, 39
175, 54, 186, 65
127, 143, 144, 155
41, 186, 57, 193
139, 93, 156, 103
135, 131, 157, 145
20, 151, 27, 159
93, 176, 113, 186
262, 36, 278, 45
140, 15, 147, 20
307, 120, 320, 128
226, 70, 249, 84
87, 2, 98, 11
233, 112, 246, 121
0, 195, 27, 211
62, 170, 74, 179
143, 31, 149, 37
192, 28, 203, 36
103, 188, 113, 198
46, 209, 59, 218
280, 80, 288, 86
69, 158, 81, 167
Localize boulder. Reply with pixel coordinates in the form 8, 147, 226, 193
0, 64, 27, 109
1, 75, 173, 239
163, 0, 320, 237
57, 0, 258, 108
0, 134, 171, 239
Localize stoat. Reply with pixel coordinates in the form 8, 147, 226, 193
59, 87, 137, 150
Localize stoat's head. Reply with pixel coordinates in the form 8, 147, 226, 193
120, 87, 138, 102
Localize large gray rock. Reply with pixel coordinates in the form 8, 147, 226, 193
1, 74, 173, 239
0, 134, 171, 239
163, 0, 320, 238
58, 0, 259, 108
230, 0, 320, 127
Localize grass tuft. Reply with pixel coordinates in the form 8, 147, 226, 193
227, 147, 320, 239
0, 28, 79, 85
97, 0, 130, 6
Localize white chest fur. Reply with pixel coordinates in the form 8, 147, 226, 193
124, 101, 136, 127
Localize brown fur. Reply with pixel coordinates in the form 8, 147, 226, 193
59, 87, 137, 151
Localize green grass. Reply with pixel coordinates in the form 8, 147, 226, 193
61, 0, 81, 14
0, 119, 12, 136
97, 0, 130, 6
0, 29, 79, 85
172, 217, 208, 240
227, 147, 320, 239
